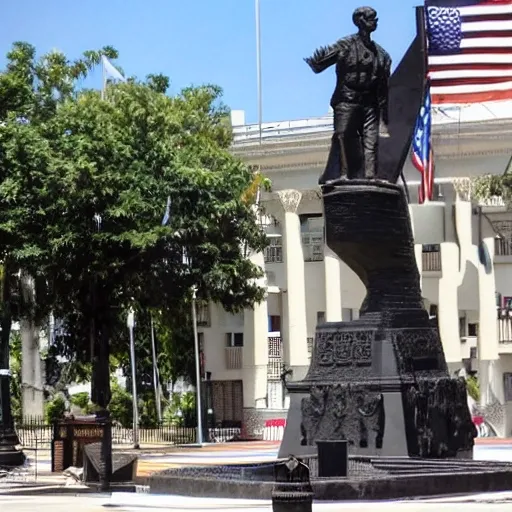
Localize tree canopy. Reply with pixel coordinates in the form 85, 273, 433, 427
0, 42, 268, 408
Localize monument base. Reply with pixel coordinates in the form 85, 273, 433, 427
279, 180, 475, 460
0, 429, 25, 468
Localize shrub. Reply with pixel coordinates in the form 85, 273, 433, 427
45, 395, 67, 423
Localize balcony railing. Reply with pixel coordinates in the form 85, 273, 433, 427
225, 347, 243, 370
268, 336, 282, 380
422, 247, 442, 272
498, 308, 512, 343
495, 238, 512, 256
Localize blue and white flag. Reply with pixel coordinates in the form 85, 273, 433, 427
101, 55, 126, 82
161, 196, 171, 226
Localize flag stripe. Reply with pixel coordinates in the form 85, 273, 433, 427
461, 20, 512, 31
430, 62, 512, 70
432, 78, 512, 93
432, 75, 512, 85
459, 5, 512, 15
465, 29, 512, 37
459, 36, 512, 46
427, 0, 512, 105
430, 53, 512, 64
431, 87, 512, 103
431, 67, 512, 78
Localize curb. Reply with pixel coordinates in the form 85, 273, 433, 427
0, 485, 96, 496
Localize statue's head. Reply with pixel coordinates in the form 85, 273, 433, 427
353, 6, 378, 33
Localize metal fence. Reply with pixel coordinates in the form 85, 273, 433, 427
15, 419, 241, 448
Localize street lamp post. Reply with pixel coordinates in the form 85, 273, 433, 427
0, 271, 25, 467
0, 369, 25, 467
127, 309, 140, 450
191, 287, 204, 445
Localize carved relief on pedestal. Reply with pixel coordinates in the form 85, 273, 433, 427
300, 384, 385, 450
404, 377, 476, 458
313, 330, 373, 369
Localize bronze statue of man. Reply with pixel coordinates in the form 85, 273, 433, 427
305, 6, 391, 184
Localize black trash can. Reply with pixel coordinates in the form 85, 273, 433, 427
316, 440, 348, 478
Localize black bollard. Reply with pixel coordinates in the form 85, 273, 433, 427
317, 440, 348, 477
272, 456, 314, 512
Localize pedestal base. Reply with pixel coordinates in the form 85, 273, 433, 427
279, 181, 476, 460
0, 429, 25, 467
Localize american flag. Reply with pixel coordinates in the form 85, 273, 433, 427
412, 83, 435, 203
426, 0, 512, 105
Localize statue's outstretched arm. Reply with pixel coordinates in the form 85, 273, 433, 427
304, 39, 348, 74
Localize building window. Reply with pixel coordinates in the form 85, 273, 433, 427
264, 236, 283, 263
317, 311, 325, 324
301, 215, 324, 262
459, 317, 466, 337
470, 347, 477, 359
468, 323, 479, 337
226, 332, 244, 347
422, 244, 441, 272
196, 301, 211, 327
429, 304, 438, 318
495, 235, 512, 256
268, 315, 281, 332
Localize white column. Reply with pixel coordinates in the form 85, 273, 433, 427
477, 236, 499, 362
243, 251, 268, 410
438, 242, 462, 364
478, 235, 499, 409
324, 245, 342, 322
277, 190, 309, 373
20, 272, 44, 420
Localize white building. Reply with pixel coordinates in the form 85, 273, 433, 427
198, 106, 512, 440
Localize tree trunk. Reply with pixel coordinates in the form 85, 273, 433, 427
20, 272, 44, 420
91, 313, 112, 491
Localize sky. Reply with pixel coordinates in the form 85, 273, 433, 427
1, 0, 421, 124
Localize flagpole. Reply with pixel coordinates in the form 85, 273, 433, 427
101, 57, 106, 100
255, 0, 263, 145
150, 315, 162, 424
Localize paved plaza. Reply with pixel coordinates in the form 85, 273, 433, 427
3, 439, 512, 510
4, 493, 512, 511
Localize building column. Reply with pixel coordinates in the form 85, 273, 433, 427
477, 235, 500, 411
241, 250, 269, 439
277, 190, 309, 380
438, 242, 462, 367
324, 245, 342, 322
242, 250, 269, 411
20, 273, 44, 420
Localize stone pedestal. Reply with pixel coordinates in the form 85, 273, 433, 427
0, 372, 25, 467
279, 181, 476, 459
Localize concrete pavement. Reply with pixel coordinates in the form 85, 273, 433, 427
4, 493, 512, 511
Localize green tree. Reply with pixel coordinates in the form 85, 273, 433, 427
108, 381, 133, 428
0, 42, 123, 423
69, 391, 91, 412
0, 43, 268, 413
